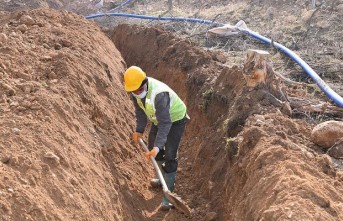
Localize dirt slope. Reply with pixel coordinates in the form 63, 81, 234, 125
0, 9, 155, 221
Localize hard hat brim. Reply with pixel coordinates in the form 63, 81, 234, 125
125, 83, 140, 92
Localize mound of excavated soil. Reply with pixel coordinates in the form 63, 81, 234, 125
1, 7, 343, 221
0, 8, 158, 221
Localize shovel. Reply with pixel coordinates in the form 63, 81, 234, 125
138, 138, 192, 216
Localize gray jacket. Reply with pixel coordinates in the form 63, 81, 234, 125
133, 92, 172, 149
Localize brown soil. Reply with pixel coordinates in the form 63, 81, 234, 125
1, 1, 343, 221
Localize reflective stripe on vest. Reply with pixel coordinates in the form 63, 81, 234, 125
136, 77, 186, 125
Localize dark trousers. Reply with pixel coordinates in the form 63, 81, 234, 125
148, 118, 186, 173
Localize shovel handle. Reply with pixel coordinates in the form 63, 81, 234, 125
138, 139, 192, 216
138, 138, 169, 193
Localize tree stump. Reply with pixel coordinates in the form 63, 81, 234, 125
226, 49, 291, 137
243, 49, 291, 115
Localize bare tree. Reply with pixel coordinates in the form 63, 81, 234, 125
167, 0, 173, 11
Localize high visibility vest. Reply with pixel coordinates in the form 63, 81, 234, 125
136, 77, 186, 125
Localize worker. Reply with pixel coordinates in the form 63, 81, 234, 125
123, 66, 188, 210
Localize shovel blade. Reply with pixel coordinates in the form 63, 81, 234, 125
164, 191, 192, 216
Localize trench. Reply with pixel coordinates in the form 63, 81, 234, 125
106, 24, 250, 221
106, 24, 343, 221
107, 23, 275, 221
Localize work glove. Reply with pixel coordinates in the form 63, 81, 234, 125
145, 147, 160, 161
132, 132, 143, 144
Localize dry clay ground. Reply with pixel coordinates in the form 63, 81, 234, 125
127, 0, 343, 97
0, 3, 343, 221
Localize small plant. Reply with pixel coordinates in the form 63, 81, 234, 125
202, 87, 214, 111
41, 81, 48, 88
222, 118, 229, 133
224, 136, 238, 157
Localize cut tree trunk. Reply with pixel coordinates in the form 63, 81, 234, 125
242, 49, 291, 115
226, 49, 292, 137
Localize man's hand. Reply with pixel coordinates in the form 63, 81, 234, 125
145, 147, 160, 161
132, 132, 143, 144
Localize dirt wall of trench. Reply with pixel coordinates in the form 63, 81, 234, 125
109, 24, 343, 221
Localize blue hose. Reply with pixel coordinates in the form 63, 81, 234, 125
238, 28, 343, 108
85, 13, 343, 108
85, 13, 221, 25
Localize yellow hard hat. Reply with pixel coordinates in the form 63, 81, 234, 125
124, 66, 147, 92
